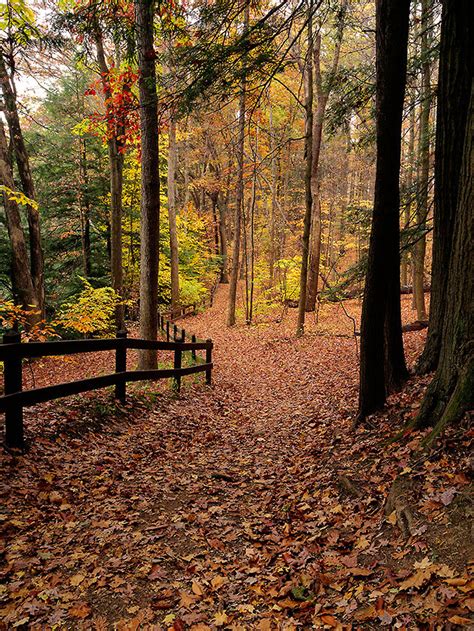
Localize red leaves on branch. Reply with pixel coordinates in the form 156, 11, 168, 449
85, 67, 140, 152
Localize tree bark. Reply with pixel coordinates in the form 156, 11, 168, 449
78, 138, 92, 277
0, 52, 44, 316
0, 122, 39, 321
227, 0, 249, 326
401, 100, 416, 287
417, 0, 473, 373
217, 190, 229, 283
136, 0, 160, 369
306, 2, 347, 312
358, 0, 410, 420
413, 0, 432, 322
296, 1, 314, 337
167, 115, 180, 310
411, 81, 473, 442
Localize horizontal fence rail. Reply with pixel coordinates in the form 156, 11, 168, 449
161, 276, 220, 322
0, 327, 213, 449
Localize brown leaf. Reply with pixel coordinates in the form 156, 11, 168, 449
69, 602, 91, 618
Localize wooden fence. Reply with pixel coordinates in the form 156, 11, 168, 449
161, 276, 220, 322
0, 320, 213, 449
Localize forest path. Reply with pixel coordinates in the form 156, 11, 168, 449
5, 290, 469, 630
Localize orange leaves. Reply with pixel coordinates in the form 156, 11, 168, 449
68, 602, 91, 618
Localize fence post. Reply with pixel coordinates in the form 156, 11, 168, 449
191, 334, 196, 362
181, 329, 186, 342
174, 342, 182, 392
205, 339, 213, 385
173, 324, 177, 341
3, 330, 23, 449
115, 330, 127, 403
166, 320, 170, 341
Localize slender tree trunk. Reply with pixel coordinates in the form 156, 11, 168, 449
268, 96, 278, 286
227, 1, 249, 326
411, 80, 473, 441
78, 138, 92, 277
167, 115, 180, 310
0, 122, 39, 321
306, 2, 347, 311
417, 0, 473, 373
401, 101, 416, 287
95, 33, 125, 329
0, 52, 44, 316
136, 0, 160, 369
217, 189, 229, 283
413, 0, 432, 321
296, 2, 314, 337
358, 0, 410, 420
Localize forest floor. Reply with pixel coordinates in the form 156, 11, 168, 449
1, 285, 473, 630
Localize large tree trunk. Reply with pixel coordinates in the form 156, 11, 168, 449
358, 0, 410, 420
136, 0, 160, 369
227, 1, 249, 326
0, 52, 44, 316
296, 2, 314, 337
412, 0, 432, 322
167, 115, 180, 310
417, 0, 473, 373
95, 34, 125, 329
0, 122, 39, 322
411, 81, 473, 443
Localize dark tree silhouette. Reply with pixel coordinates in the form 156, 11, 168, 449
358, 0, 410, 420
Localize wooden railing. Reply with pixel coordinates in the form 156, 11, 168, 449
162, 276, 220, 322
0, 328, 213, 449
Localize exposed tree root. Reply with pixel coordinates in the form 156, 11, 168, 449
337, 474, 363, 498
385, 476, 415, 539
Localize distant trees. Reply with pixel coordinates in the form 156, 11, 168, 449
358, 0, 410, 420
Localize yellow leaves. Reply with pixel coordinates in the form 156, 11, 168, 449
354, 535, 370, 550
236, 603, 255, 613
386, 510, 397, 525
0, 185, 39, 210
210, 575, 227, 590
54, 278, 128, 336
70, 573, 86, 587
213, 611, 229, 626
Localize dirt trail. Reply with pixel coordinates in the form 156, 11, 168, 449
1, 287, 472, 629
